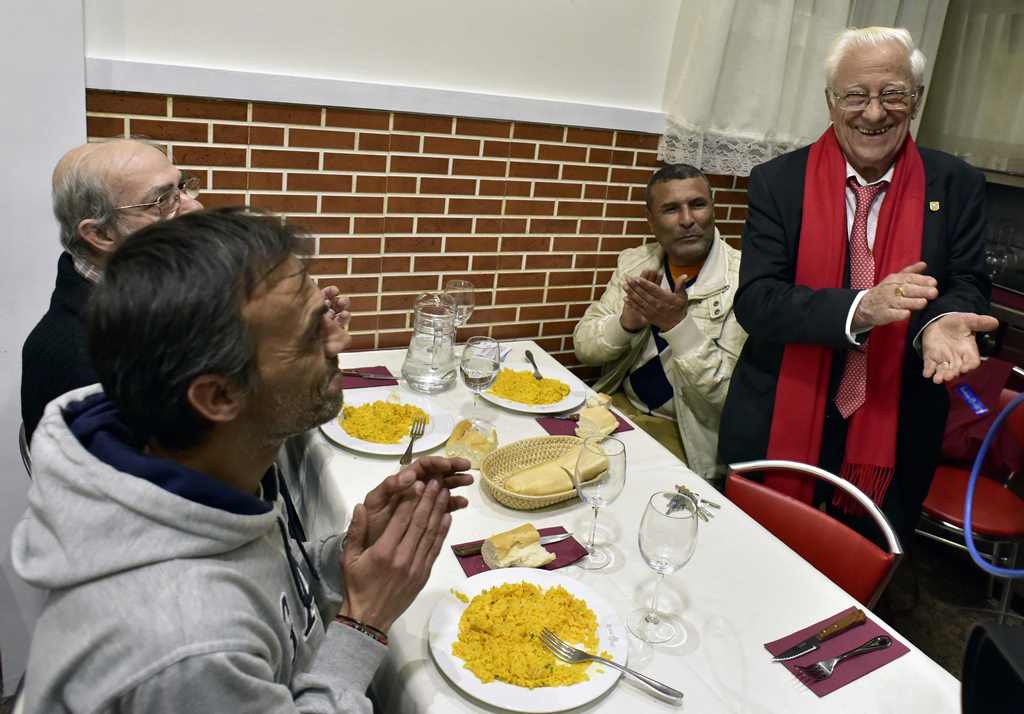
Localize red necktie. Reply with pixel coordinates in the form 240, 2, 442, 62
834, 177, 887, 419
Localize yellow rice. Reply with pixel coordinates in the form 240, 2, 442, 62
340, 401, 429, 444
452, 582, 599, 688
488, 369, 570, 406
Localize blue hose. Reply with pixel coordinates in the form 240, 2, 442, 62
963, 389, 1024, 577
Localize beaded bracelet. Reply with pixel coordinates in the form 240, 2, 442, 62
335, 614, 388, 646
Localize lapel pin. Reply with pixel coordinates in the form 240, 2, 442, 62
929, 201, 941, 212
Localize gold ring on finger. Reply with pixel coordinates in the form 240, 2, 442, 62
940, 361, 951, 368
895, 285, 905, 298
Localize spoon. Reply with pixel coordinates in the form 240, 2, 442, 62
525, 349, 544, 380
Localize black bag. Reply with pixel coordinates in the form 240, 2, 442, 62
962, 622, 1024, 713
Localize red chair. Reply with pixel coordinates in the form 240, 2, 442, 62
917, 383, 1024, 622
726, 460, 903, 608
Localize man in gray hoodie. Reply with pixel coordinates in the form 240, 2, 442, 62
12, 208, 473, 712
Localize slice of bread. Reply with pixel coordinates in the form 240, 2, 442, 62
480, 523, 556, 569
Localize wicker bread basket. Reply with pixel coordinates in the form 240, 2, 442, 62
480, 435, 583, 510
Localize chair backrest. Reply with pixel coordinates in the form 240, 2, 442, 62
18, 422, 31, 478
726, 460, 903, 607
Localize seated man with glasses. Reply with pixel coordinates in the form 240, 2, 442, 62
21, 140, 350, 444
20, 139, 203, 441
719, 26, 997, 544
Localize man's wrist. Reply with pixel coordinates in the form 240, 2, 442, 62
335, 614, 389, 646
653, 308, 686, 332
339, 601, 392, 636
619, 314, 643, 334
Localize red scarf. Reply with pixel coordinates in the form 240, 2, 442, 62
764, 127, 924, 511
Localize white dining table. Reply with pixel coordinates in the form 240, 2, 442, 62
297, 340, 959, 714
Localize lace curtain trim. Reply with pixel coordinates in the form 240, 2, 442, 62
658, 117, 807, 177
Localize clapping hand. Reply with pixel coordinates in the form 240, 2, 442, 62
623, 269, 689, 332
321, 286, 353, 352
921, 312, 999, 384
339, 457, 472, 632
340, 478, 452, 632
360, 456, 472, 547
321, 286, 352, 331
852, 261, 938, 330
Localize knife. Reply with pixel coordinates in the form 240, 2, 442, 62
452, 532, 573, 557
340, 370, 398, 381
770, 608, 867, 662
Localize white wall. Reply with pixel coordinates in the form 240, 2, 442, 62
0, 0, 86, 695
84, 0, 681, 113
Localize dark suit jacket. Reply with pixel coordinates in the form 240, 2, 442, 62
719, 144, 990, 538
22, 252, 98, 442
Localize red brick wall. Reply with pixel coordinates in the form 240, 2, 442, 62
86, 90, 749, 380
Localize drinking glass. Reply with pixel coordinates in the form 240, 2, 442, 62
573, 436, 626, 570
459, 336, 500, 417
445, 279, 475, 327
627, 491, 699, 644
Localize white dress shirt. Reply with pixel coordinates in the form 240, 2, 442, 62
841, 162, 947, 351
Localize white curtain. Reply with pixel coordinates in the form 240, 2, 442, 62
917, 0, 1024, 175
659, 0, 949, 176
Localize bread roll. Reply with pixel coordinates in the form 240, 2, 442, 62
574, 406, 618, 439
503, 445, 608, 496
480, 523, 555, 569
445, 419, 497, 468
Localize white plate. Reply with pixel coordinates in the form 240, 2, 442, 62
319, 387, 455, 456
428, 568, 628, 713
481, 387, 586, 415
479, 366, 586, 415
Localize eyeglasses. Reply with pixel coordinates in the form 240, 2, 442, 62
114, 175, 201, 217
829, 89, 918, 112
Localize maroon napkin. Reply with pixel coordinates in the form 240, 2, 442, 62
535, 410, 634, 436
342, 365, 398, 389
451, 526, 587, 577
764, 607, 909, 697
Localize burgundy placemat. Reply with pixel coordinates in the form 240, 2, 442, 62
764, 607, 909, 697
451, 526, 587, 577
535, 410, 634, 436
342, 365, 399, 389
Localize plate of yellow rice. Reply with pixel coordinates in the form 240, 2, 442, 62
319, 387, 455, 456
429, 568, 627, 712
480, 366, 585, 415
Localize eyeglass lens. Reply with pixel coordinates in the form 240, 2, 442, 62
157, 176, 201, 215
839, 92, 911, 111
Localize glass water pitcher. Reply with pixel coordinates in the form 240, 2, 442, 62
401, 292, 457, 393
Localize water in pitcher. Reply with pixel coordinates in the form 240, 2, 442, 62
401, 292, 457, 393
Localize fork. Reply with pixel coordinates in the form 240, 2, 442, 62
539, 628, 683, 703
796, 635, 892, 682
399, 417, 427, 466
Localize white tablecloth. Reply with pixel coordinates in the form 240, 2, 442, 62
303, 340, 958, 713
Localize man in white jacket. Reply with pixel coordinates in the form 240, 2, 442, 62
573, 164, 746, 482
13, 208, 472, 713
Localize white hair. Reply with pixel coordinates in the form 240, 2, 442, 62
824, 26, 926, 88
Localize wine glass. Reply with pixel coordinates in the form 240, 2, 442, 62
445, 279, 475, 327
573, 436, 626, 570
627, 491, 699, 644
459, 336, 500, 418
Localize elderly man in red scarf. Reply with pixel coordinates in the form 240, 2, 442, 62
719, 26, 998, 545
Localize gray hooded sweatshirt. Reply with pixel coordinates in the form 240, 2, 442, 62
12, 385, 386, 713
